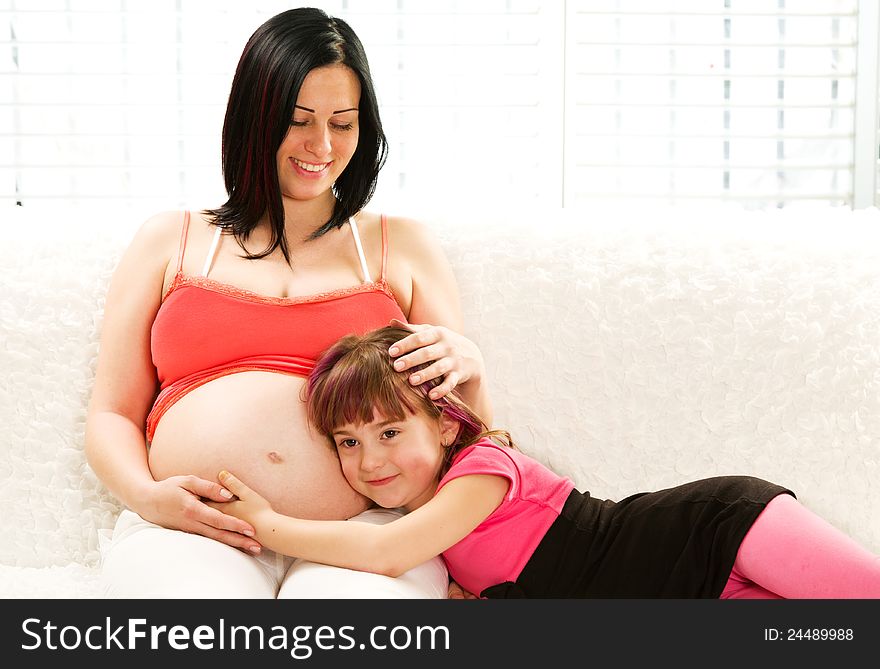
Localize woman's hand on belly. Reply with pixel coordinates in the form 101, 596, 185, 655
205, 470, 277, 547
149, 371, 371, 520
142, 474, 263, 554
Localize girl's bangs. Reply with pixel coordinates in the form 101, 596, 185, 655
311, 350, 423, 434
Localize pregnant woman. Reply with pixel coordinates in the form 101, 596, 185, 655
85, 7, 490, 598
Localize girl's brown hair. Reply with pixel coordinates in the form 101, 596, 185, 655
306, 326, 512, 474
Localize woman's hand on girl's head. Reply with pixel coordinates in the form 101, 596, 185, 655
144, 475, 262, 554
387, 319, 485, 401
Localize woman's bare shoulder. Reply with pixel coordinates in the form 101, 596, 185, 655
118, 210, 194, 280
130, 209, 187, 248
131, 208, 220, 254
372, 211, 444, 257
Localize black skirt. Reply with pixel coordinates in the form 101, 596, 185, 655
481, 476, 793, 598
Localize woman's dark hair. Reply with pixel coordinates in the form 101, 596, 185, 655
203, 7, 388, 261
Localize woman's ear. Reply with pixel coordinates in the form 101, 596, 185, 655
438, 411, 461, 447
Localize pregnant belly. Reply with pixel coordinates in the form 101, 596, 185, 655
148, 371, 370, 520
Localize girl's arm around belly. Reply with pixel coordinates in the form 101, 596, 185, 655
210, 470, 508, 577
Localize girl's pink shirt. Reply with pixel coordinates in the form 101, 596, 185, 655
435, 438, 575, 597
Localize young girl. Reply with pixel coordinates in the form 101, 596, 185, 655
214, 326, 880, 598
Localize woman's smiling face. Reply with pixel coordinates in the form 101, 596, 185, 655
276, 63, 361, 203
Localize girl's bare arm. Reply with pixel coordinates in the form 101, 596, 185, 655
214, 470, 508, 576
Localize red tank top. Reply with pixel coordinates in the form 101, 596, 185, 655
146, 211, 406, 441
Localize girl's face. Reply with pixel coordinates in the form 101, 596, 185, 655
331, 410, 460, 511
276, 64, 361, 204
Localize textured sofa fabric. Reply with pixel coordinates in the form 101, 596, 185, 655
2, 203, 879, 597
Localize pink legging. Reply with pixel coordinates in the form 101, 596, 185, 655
720, 494, 880, 598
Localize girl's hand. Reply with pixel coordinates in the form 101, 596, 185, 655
143, 475, 262, 554
205, 471, 275, 539
387, 318, 485, 401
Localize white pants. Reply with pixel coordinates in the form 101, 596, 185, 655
100, 508, 449, 599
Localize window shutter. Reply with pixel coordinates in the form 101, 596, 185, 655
1, 0, 560, 211
565, 0, 860, 207
349, 0, 562, 211
1, 1, 875, 210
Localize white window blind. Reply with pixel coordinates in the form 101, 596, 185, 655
2, 0, 878, 211
0, 0, 560, 212
566, 0, 863, 206
853, 0, 880, 208
347, 0, 562, 212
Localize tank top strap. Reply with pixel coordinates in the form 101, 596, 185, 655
348, 216, 373, 283
380, 213, 389, 282
202, 225, 223, 277
176, 210, 191, 274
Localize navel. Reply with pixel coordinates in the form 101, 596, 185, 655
266, 451, 284, 464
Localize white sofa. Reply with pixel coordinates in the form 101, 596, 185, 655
2, 202, 879, 597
